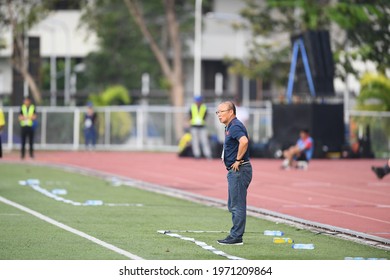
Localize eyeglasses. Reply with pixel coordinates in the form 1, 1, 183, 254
215, 109, 231, 115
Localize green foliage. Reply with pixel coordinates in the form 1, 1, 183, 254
357, 73, 390, 111
266, 0, 331, 31
86, 85, 133, 144
88, 85, 131, 106
227, 0, 333, 90
354, 73, 390, 157
41, 58, 88, 94
79, 0, 196, 92
0, 0, 56, 37
328, 1, 390, 74
231, 0, 390, 87
79, 0, 160, 91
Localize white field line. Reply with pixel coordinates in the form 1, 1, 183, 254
0, 195, 143, 260
20, 180, 143, 207
157, 230, 245, 260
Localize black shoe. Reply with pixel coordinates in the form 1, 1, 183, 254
371, 166, 385, 179
217, 235, 243, 245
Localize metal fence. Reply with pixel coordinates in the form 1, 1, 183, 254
2, 105, 389, 158
0, 104, 273, 152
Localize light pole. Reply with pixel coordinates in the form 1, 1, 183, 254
193, 0, 202, 97
47, 18, 71, 106
49, 30, 57, 107
70, 63, 85, 106
39, 24, 58, 106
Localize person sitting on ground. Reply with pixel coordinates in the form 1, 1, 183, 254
371, 159, 390, 180
281, 128, 314, 169
178, 128, 193, 158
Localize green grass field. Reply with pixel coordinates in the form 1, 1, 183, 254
0, 163, 389, 260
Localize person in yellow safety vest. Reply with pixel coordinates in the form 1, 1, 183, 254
18, 97, 37, 159
188, 96, 212, 159
0, 106, 5, 158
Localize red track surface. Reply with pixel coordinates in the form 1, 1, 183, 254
3, 151, 390, 240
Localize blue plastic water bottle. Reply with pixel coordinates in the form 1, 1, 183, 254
264, 230, 284, 236
26, 179, 40, 185
84, 200, 103, 206
292, 243, 314, 249
51, 189, 67, 195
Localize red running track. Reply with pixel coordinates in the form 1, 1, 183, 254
3, 151, 390, 240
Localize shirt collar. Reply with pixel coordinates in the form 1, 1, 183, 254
225, 117, 237, 131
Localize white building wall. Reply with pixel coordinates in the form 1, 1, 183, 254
202, 15, 249, 60
0, 60, 12, 95
213, 0, 246, 14
0, 26, 14, 96
28, 10, 98, 58
0, 10, 98, 97
184, 0, 250, 100
188, 0, 249, 60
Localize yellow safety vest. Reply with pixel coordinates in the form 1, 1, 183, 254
0, 108, 5, 127
190, 104, 207, 126
20, 104, 35, 127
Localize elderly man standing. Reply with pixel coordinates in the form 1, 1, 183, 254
216, 101, 252, 245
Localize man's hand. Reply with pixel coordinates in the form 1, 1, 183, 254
230, 160, 243, 171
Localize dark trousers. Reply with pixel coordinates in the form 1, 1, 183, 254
227, 163, 252, 239
0, 135, 2, 158
21, 126, 34, 158
84, 128, 97, 148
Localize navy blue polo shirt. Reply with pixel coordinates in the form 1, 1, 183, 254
223, 117, 250, 168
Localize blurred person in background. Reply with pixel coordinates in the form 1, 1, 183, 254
234, 97, 249, 127
188, 96, 212, 159
281, 128, 314, 169
18, 97, 36, 159
371, 159, 390, 179
84, 102, 98, 150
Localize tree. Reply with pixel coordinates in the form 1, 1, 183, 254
357, 73, 390, 111
81, 0, 195, 138
2, 0, 53, 104
229, 0, 390, 98
88, 85, 132, 106
87, 85, 133, 144
122, 0, 185, 108
327, 0, 390, 76
227, 0, 334, 99
80, 0, 164, 92
81, 0, 195, 105
352, 73, 390, 157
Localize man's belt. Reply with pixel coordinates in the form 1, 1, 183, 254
226, 161, 250, 171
